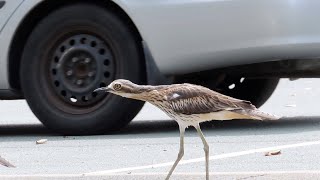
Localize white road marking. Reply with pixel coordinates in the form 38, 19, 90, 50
86, 140, 320, 175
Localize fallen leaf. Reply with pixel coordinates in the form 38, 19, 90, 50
265, 150, 281, 156
0, 156, 15, 168
36, 139, 48, 144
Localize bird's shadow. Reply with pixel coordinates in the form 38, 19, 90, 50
0, 116, 320, 138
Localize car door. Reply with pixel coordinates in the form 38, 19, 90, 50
115, 0, 320, 74
115, 0, 276, 73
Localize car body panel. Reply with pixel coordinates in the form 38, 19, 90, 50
2, 0, 320, 89
0, 1, 23, 32
114, 0, 320, 74
0, 0, 25, 89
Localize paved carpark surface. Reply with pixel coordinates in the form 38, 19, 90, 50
1, 78, 320, 179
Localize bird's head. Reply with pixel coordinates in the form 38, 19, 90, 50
94, 79, 149, 99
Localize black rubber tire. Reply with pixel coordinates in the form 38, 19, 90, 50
217, 78, 280, 108
175, 75, 279, 108
20, 4, 145, 135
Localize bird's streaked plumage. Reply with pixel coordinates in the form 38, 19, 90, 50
94, 79, 279, 180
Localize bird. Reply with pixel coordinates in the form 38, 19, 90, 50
94, 79, 279, 180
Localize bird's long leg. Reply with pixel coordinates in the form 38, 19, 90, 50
195, 123, 209, 180
165, 125, 186, 180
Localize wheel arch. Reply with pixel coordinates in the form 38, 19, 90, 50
9, 0, 145, 90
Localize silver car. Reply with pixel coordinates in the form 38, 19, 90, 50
0, 0, 319, 134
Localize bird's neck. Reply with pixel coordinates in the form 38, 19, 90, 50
128, 85, 165, 102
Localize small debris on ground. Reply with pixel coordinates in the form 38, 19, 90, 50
0, 156, 15, 168
285, 104, 296, 107
163, 149, 167, 151
36, 139, 48, 144
265, 150, 281, 156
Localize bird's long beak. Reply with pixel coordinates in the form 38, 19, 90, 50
93, 87, 111, 92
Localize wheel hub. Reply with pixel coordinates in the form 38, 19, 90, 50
50, 34, 115, 106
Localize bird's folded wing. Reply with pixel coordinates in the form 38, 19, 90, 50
165, 85, 256, 115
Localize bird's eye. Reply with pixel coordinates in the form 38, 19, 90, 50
113, 83, 122, 90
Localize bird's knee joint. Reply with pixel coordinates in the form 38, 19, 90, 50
178, 151, 184, 158
203, 146, 209, 153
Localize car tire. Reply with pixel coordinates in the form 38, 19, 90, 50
20, 3, 145, 135
215, 77, 279, 108
175, 75, 279, 108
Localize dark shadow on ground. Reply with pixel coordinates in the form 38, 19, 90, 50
117, 116, 320, 136
0, 124, 55, 136
0, 116, 320, 136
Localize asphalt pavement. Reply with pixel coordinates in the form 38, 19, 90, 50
1, 78, 320, 179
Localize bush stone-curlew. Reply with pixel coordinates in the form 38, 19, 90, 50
94, 79, 279, 180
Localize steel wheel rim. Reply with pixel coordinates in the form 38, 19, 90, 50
49, 34, 115, 107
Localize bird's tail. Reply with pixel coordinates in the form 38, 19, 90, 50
247, 109, 280, 120
232, 109, 280, 120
